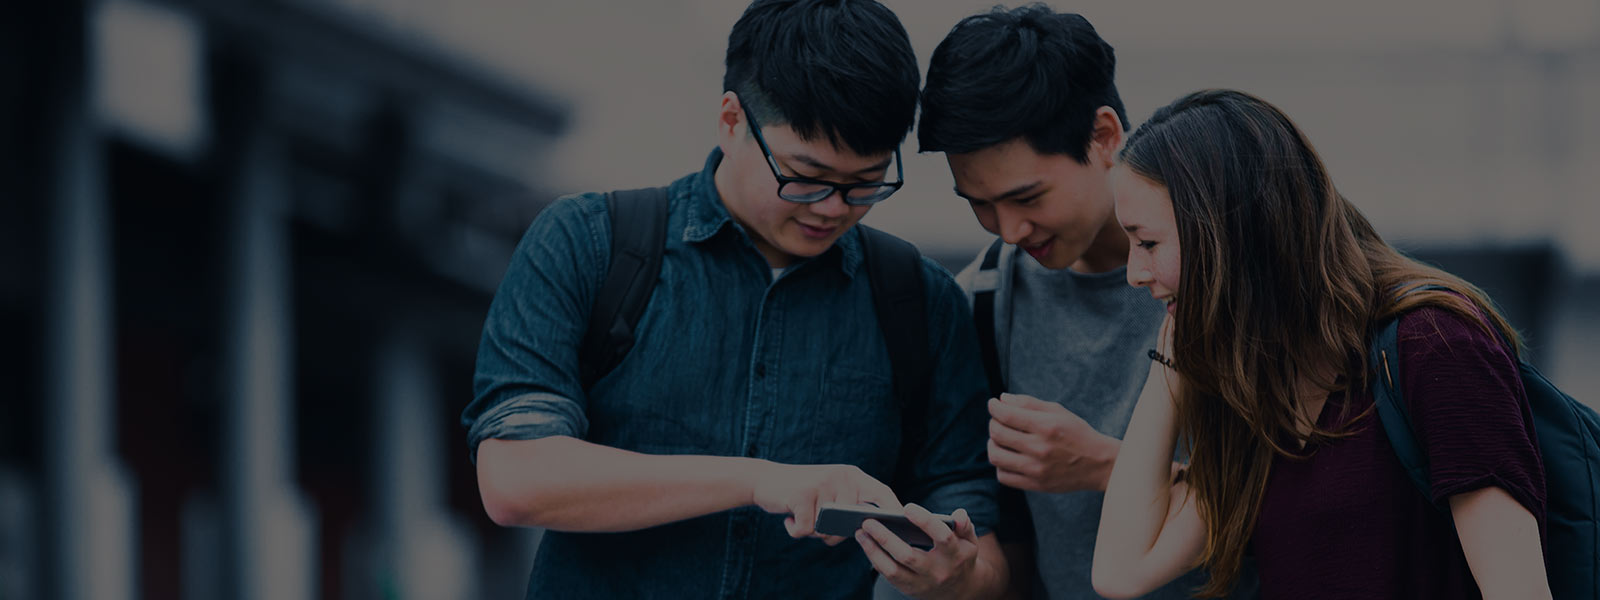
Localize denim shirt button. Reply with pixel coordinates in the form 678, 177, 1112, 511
754, 363, 767, 378
732, 520, 750, 537
744, 443, 758, 457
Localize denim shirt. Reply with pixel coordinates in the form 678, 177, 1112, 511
462, 149, 1000, 600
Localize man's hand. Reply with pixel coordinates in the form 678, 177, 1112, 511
987, 393, 1119, 493
749, 463, 901, 546
857, 504, 984, 600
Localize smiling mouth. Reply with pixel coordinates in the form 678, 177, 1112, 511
797, 222, 839, 239
1021, 238, 1054, 258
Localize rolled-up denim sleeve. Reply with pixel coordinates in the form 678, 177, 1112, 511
899, 258, 1002, 537
462, 193, 609, 461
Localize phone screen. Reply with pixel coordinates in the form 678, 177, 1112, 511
813, 503, 955, 549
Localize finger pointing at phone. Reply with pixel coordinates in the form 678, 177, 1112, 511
748, 462, 901, 542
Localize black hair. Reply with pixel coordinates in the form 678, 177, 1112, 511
724, 0, 920, 156
918, 4, 1128, 162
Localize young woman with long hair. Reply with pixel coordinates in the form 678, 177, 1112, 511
1090, 89, 1550, 599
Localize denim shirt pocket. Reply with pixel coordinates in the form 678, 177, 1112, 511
810, 367, 899, 480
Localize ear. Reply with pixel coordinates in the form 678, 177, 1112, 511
1088, 106, 1125, 168
717, 91, 744, 153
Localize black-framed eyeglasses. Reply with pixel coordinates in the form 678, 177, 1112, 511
742, 104, 904, 206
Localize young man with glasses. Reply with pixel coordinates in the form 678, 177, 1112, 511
461, 1, 1010, 598
916, 6, 1256, 599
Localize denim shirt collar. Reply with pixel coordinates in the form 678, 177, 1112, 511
683, 148, 862, 279
683, 148, 736, 244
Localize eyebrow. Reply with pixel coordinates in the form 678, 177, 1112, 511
953, 181, 1042, 204
784, 153, 893, 178
1123, 224, 1142, 233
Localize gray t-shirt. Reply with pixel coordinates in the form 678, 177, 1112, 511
953, 242, 1256, 600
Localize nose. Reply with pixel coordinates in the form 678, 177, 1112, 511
995, 205, 1032, 245
1126, 252, 1153, 288
808, 190, 850, 219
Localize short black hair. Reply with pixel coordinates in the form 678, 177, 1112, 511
724, 0, 920, 156
918, 4, 1129, 163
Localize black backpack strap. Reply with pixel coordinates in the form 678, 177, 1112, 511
973, 238, 1027, 544
1368, 317, 1437, 508
859, 226, 932, 490
861, 226, 930, 411
1370, 283, 1471, 511
579, 187, 670, 389
973, 239, 1006, 396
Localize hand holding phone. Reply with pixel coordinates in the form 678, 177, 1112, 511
814, 502, 956, 549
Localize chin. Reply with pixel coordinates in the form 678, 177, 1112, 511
1034, 252, 1073, 270
784, 239, 834, 258
1038, 237, 1093, 270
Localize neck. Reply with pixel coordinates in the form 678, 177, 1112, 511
713, 158, 793, 269
1070, 214, 1132, 274
1293, 366, 1343, 435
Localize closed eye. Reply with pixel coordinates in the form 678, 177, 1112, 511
1138, 240, 1157, 250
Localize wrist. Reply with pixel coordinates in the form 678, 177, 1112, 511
735, 457, 776, 506
968, 553, 1007, 600
1096, 436, 1122, 493
907, 550, 993, 600
946, 546, 1002, 600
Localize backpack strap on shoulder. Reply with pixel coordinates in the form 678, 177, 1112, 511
580, 187, 670, 389
1371, 283, 1473, 510
973, 238, 1006, 396
859, 226, 933, 494
860, 226, 930, 413
1368, 317, 1437, 508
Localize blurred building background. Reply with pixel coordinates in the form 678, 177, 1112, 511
1, 0, 1595, 599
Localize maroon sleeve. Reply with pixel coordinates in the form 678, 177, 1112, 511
1397, 306, 1546, 523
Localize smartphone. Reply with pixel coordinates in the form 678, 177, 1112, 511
813, 502, 956, 549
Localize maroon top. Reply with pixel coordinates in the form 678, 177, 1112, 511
1250, 306, 1546, 599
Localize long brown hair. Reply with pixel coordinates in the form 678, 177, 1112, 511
1119, 89, 1520, 597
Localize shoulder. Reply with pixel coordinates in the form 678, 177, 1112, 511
1387, 304, 1543, 513
953, 240, 1007, 297
912, 255, 987, 342
918, 255, 963, 298
853, 229, 974, 324
1391, 303, 1525, 421
1394, 304, 1511, 363
952, 246, 987, 292
524, 185, 684, 253
548, 190, 611, 218
504, 192, 617, 283
521, 191, 609, 241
